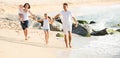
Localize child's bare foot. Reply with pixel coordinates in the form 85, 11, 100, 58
25, 37, 28, 40
25, 39, 27, 40
46, 42, 48, 45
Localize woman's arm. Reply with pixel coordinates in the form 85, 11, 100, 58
53, 14, 60, 20
28, 10, 37, 21
29, 10, 34, 16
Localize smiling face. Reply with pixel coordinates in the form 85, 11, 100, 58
25, 4, 29, 9
23, 3, 30, 9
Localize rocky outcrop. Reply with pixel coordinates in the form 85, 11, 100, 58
72, 24, 93, 36
89, 21, 96, 24
91, 28, 108, 36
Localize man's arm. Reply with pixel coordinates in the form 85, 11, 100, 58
72, 16, 78, 27
53, 14, 60, 20
37, 19, 43, 22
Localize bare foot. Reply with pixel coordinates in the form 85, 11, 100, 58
69, 44, 72, 48
25, 39, 27, 40
25, 37, 28, 40
66, 45, 68, 48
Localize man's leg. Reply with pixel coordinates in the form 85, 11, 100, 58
68, 31, 72, 48
64, 34, 68, 48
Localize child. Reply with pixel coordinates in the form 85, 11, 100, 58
38, 13, 53, 45
18, 4, 24, 23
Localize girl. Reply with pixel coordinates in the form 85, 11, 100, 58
38, 13, 53, 45
20, 3, 36, 40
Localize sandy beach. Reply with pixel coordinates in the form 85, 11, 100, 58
0, 28, 120, 58
0, 0, 120, 58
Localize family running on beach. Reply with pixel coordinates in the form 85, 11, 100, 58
18, 3, 78, 48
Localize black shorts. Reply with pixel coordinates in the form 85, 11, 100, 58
20, 20, 29, 30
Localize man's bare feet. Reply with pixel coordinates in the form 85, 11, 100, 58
69, 44, 72, 48
66, 45, 68, 48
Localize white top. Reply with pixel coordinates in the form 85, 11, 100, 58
60, 10, 73, 27
22, 10, 29, 21
43, 18, 50, 30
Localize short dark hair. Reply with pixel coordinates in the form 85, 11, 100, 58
63, 3, 68, 6
23, 3, 30, 9
44, 13, 47, 16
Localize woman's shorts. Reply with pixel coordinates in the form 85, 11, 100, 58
20, 20, 29, 30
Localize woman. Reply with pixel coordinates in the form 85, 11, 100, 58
20, 3, 36, 40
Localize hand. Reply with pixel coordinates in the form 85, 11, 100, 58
75, 22, 78, 28
21, 20, 24, 23
32, 16, 37, 21
52, 18, 55, 20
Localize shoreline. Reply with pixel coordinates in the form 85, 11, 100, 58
0, 0, 120, 58
0, 29, 120, 58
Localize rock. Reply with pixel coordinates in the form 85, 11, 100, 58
91, 28, 108, 36
77, 20, 88, 24
56, 33, 64, 37
72, 24, 92, 37
116, 29, 120, 32
89, 21, 96, 24
106, 29, 115, 34
32, 22, 41, 28
117, 24, 120, 26
50, 21, 63, 31
55, 17, 62, 24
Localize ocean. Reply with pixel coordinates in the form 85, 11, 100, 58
49, 4, 120, 30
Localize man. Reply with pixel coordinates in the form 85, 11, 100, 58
54, 3, 78, 48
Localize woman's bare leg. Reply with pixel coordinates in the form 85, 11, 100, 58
24, 28, 28, 40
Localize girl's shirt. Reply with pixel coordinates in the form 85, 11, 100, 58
43, 18, 50, 30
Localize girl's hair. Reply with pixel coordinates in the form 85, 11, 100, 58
23, 3, 30, 9
48, 16, 51, 20
44, 13, 51, 19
